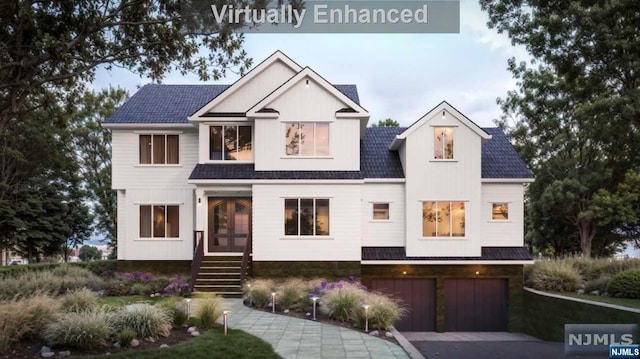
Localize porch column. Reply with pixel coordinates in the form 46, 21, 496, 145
195, 188, 205, 231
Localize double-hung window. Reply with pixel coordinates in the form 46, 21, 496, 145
284, 122, 330, 156
284, 198, 330, 236
139, 135, 179, 164
139, 205, 180, 238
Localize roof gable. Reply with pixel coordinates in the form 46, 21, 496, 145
390, 101, 491, 150
188, 50, 303, 119
247, 67, 369, 118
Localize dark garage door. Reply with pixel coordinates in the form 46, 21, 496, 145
444, 278, 508, 331
372, 278, 436, 331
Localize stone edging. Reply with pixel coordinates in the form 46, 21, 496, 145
524, 287, 640, 314
389, 327, 426, 359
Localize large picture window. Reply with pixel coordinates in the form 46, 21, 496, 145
284, 198, 330, 236
433, 127, 454, 159
139, 135, 179, 164
140, 205, 180, 238
209, 125, 252, 161
285, 122, 330, 156
422, 201, 465, 237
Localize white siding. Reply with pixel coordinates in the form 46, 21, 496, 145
254, 79, 360, 171
210, 61, 297, 113
252, 184, 362, 261
362, 184, 405, 247
404, 110, 483, 257
111, 130, 198, 190
480, 183, 525, 247
118, 188, 194, 260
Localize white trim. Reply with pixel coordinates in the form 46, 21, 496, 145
204, 252, 243, 256
188, 51, 303, 120
429, 160, 458, 163
103, 123, 195, 129
202, 117, 250, 122
488, 220, 513, 223
280, 156, 334, 159
482, 178, 535, 183
189, 179, 363, 185
361, 260, 534, 265
280, 237, 334, 240
389, 101, 492, 150
134, 238, 183, 242
133, 130, 184, 134
363, 178, 405, 183
134, 165, 183, 168
246, 67, 369, 117
524, 287, 640, 314
133, 202, 184, 205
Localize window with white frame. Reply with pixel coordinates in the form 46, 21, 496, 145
372, 203, 390, 220
139, 135, 179, 164
209, 125, 252, 161
491, 203, 509, 220
433, 127, 454, 159
284, 122, 330, 156
139, 205, 180, 238
284, 198, 330, 236
422, 201, 465, 237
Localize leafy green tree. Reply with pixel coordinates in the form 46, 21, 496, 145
79, 245, 102, 262
481, 0, 640, 257
371, 118, 400, 127
71, 88, 128, 250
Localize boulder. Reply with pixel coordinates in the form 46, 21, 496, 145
113, 342, 121, 349
191, 331, 201, 337
160, 344, 169, 348
41, 353, 54, 358
58, 351, 71, 357
187, 326, 198, 333
131, 339, 140, 348
40, 346, 52, 354
577, 289, 585, 294
589, 290, 600, 296
369, 330, 380, 336
385, 332, 394, 338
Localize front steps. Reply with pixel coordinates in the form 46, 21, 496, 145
192, 255, 248, 298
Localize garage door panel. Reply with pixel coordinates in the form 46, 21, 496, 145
444, 278, 508, 332
372, 278, 436, 331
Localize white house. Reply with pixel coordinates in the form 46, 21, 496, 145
104, 51, 534, 332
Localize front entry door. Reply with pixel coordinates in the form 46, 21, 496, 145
208, 198, 251, 253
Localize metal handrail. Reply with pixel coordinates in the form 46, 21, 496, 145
240, 233, 252, 286
190, 230, 204, 293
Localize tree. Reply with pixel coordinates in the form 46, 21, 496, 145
371, 118, 400, 127
481, 0, 640, 257
71, 88, 128, 250
79, 245, 102, 262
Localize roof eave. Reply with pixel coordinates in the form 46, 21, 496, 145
102, 123, 195, 129
481, 178, 535, 183
389, 136, 404, 150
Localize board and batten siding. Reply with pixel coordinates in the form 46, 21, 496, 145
252, 184, 362, 261
209, 60, 297, 113
111, 130, 199, 190
361, 183, 405, 247
404, 111, 483, 257
253, 79, 361, 171
118, 188, 194, 260
480, 183, 525, 247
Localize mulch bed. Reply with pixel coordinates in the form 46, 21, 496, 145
2, 327, 200, 359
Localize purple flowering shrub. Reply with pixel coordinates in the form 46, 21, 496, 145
163, 276, 190, 296
103, 271, 186, 297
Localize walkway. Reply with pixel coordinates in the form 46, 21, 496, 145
218, 299, 410, 359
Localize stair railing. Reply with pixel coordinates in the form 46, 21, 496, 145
190, 230, 204, 293
240, 233, 252, 287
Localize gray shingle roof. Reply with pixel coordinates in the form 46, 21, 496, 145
361, 246, 533, 261
481, 128, 534, 179
190, 164, 362, 180
104, 84, 360, 124
361, 127, 405, 178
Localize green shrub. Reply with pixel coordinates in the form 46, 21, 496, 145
0, 295, 61, 352
83, 260, 117, 278
278, 282, 304, 310
117, 328, 137, 348
130, 283, 153, 296
0, 268, 98, 300
250, 287, 273, 309
526, 260, 582, 292
607, 270, 640, 299
60, 288, 98, 313
321, 286, 364, 323
362, 293, 407, 331
584, 276, 612, 294
147, 278, 171, 294
161, 298, 189, 327
44, 309, 111, 349
111, 304, 172, 339
196, 298, 223, 329
103, 280, 133, 296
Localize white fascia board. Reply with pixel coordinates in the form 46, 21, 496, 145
188, 51, 303, 120
361, 260, 534, 265
188, 179, 364, 185
363, 178, 405, 183
102, 123, 195, 130
482, 178, 535, 183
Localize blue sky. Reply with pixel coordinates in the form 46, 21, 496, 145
92, 1, 528, 128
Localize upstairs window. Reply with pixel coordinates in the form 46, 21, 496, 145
139, 135, 179, 164
284, 198, 330, 236
139, 205, 180, 238
210, 125, 252, 161
492, 203, 509, 220
422, 201, 465, 237
372, 203, 390, 220
433, 127, 454, 159
285, 122, 330, 156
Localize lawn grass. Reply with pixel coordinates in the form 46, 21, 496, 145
554, 292, 640, 310
85, 324, 280, 359
97, 296, 172, 307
